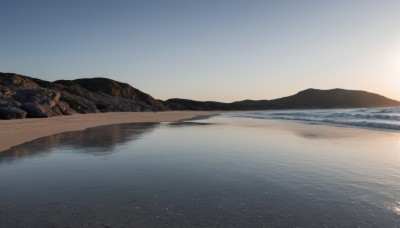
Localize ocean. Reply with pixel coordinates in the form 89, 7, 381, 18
228, 107, 400, 132
0, 108, 399, 227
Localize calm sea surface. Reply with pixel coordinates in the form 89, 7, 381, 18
0, 111, 400, 227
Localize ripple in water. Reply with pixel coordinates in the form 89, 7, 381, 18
0, 116, 399, 227
228, 107, 400, 131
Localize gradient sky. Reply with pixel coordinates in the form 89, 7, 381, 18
1, 0, 400, 102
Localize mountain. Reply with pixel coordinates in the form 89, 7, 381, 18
165, 99, 232, 111
0, 73, 167, 119
266, 88, 400, 109
165, 88, 400, 111
1, 72, 399, 119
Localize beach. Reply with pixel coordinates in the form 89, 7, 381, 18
0, 111, 216, 152
2, 1, 400, 226
0, 113, 399, 227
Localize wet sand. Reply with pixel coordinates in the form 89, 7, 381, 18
1, 115, 399, 227
0, 111, 217, 152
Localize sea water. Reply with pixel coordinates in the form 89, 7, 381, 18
0, 109, 399, 227
228, 107, 400, 132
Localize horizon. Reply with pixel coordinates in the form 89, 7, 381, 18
1, 0, 400, 102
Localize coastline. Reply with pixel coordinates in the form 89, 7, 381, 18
0, 111, 217, 152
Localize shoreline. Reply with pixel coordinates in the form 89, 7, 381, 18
0, 111, 217, 152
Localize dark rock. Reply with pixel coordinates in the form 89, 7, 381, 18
55, 80, 149, 112
0, 72, 170, 119
0, 72, 171, 119
51, 105, 63, 116
0, 85, 15, 98
0, 107, 27, 119
55, 100, 76, 115
73, 78, 167, 111
0, 100, 13, 108
0, 73, 38, 89
12, 100, 21, 107
13, 88, 60, 107
21, 102, 55, 118
0, 99, 21, 108
59, 91, 100, 114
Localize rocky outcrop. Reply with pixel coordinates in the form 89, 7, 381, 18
0, 107, 26, 119
54, 100, 76, 115
0, 72, 167, 119
54, 80, 144, 113
0, 73, 66, 119
73, 78, 166, 111
14, 88, 61, 118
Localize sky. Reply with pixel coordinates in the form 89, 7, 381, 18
1, 0, 400, 102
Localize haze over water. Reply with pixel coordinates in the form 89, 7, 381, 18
0, 110, 399, 227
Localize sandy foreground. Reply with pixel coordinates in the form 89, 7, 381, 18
0, 111, 217, 152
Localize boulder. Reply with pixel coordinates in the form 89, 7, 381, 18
59, 91, 100, 114
0, 99, 21, 108
13, 88, 60, 107
21, 102, 56, 118
55, 100, 76, 115
0, 107, 27, 119
51, 105, 63, 116
0, 100, 13, 108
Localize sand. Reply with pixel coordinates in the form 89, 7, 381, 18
0, 111, 217, 152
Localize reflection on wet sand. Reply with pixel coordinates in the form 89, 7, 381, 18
0, 123, 159, 163
214, 116, 370, 140
0, 116, 399, 227
168, 121, 216, 127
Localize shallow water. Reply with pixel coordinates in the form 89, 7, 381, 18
0, 114, 400, 227
229, 107, 400, 132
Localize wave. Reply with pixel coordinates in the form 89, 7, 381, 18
227, 107, 400, 132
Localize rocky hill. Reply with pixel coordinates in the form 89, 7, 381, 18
165, 88, 400, 111
0, 73, 167, 119
266, 88, 400, 109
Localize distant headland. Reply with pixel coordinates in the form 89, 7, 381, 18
0, 72, 399, 119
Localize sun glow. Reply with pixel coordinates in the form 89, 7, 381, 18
396, 53, 400, 74
392, 46, 400, 74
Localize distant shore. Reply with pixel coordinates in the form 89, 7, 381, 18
0, 111, 217, 152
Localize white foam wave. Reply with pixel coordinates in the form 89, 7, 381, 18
227, 107, 400, 132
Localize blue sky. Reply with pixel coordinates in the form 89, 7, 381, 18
1, 0, 400, 101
